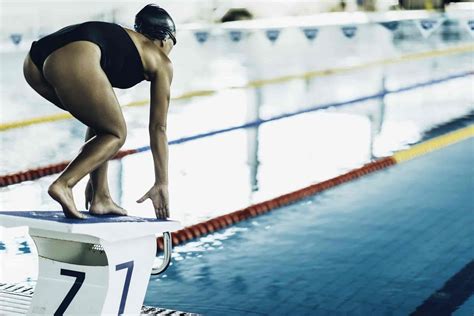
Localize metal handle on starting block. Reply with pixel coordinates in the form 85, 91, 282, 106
151, 232, 172, 275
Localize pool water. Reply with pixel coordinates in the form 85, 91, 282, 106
145, 138, 474, 315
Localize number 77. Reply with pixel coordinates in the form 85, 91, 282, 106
54, 261, 134, 316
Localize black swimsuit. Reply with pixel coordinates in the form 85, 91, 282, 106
29, 21, 144, 89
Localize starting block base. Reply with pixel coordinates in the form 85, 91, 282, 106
0, 211, 181, 316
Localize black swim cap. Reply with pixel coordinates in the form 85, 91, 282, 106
135, 4, 176, 45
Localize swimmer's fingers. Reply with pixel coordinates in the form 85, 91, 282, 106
137, 191, 150, 203
154, 187, 169, 219
154, 205, 169, 219
155, 207, 163, 219
139, 184, 169, 219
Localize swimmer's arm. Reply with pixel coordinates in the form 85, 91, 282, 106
148, 61, 173, 186
137, 61, 173, 218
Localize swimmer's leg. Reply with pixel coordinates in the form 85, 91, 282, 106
85, 127, 127, 215
43, 41, 128, 219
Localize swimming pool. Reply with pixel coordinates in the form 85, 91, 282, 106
143, 137, 474, 315
2, 127, 472, 315
1, 11, 473, 315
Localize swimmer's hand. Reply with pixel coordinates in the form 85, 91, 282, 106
137, 184, 169, 219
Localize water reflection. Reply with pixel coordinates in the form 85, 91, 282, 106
369, 75, 387, 160
246, 86, 262, 193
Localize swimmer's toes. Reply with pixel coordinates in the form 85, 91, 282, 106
115, 209, 128, 216
89, 201, 128, 216
63, 208, 86, 219
106, 205, 128, 216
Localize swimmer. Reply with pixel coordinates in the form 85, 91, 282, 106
23, 4, 175, 219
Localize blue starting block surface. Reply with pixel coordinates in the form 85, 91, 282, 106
0, 211, 181, 242
0, 211, 164, 224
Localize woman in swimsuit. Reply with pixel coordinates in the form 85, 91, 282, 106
22, 4, 176, 220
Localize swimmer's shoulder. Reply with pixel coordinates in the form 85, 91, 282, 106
123, 28, 172, 82
142, 43, 172, 82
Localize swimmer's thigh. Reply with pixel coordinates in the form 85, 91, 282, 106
43, 41, 126, 138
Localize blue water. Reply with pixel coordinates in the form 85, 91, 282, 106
144, 138, 474, 315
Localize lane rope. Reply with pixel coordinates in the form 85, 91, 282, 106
393, 125, 474, 163
159, 124, 474, 251
1, 43, 472, 132
0, 70, 472, 188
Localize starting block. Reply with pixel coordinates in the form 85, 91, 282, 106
0, 211, 181, 316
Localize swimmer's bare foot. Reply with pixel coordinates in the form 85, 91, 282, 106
48, 181, 85, 219
89, 196, 128, 216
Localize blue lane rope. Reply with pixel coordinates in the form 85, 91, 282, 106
133, 70, 473, 153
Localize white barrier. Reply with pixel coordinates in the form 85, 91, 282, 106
0, 211, 181, 316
